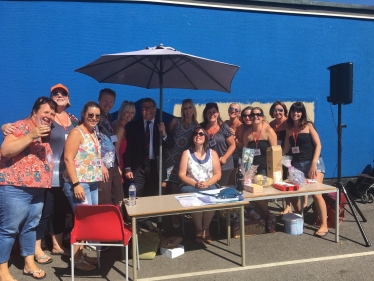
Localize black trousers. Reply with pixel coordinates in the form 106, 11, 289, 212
36, 187, 73, 240
124, 159, 159, 198
98, 162, 124, 205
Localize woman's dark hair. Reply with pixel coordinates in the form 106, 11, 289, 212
189, 126, 209, 152
80, 101, 101, 124
240, 106, 253, 121
31, 96, 58, 115
200, 102, 223, 129
287, 101, 309, 130
269, 101, 288, 118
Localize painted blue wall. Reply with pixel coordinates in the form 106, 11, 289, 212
1, 1, 373, 177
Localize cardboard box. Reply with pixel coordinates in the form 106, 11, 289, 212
231, 220, 266, 238
266, 146, 283, 183
160, 244, 184, 259
244, 184, 263, 193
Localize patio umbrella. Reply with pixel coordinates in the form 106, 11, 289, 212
75, 44, 240, 196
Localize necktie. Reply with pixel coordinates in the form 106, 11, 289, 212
144, 121, 151, 163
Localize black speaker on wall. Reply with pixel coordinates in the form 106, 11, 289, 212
327, 62, 353, 105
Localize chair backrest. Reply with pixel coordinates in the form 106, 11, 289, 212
71, 204, 131, 245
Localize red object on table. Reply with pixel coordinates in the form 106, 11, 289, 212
273, 183, 300, 191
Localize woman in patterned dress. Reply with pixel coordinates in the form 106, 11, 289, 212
179, 127, 221, 244
0, 96, 57, 281
164, 99, 198, 228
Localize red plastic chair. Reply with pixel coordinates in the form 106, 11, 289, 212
70, 204, 138, 281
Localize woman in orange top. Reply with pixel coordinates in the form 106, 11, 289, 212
0, 97, 57, 281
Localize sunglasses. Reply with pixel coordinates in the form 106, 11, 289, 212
229, 107, 239, 112
274, 108, 284, 113
87, 113, 101, 120
242, 114, 251, 118
250, 112, 264, 117
193, 132, 205, 137
142, 106, 156, 111
52, 91, 68, 97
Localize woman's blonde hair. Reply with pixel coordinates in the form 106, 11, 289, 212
181, 99, 198, 125
118, 100, 136, 120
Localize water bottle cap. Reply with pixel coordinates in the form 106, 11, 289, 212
130, 182, 134, 184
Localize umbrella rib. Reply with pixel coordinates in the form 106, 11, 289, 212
163, 55, 231, 92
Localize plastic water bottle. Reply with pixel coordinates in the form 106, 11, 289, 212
128, 182, 136, 206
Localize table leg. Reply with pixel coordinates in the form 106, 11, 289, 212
240, 205, 245, 266
300, 196, 304, 216
226, 209, 230, 246
335, 189, 340, 243
132, 217, 137, 281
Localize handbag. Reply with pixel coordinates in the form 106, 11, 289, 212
202, 187, 244, 201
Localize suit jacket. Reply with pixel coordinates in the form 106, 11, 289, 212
124, 118, 174, 172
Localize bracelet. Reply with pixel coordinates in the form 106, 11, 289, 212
72, 182, 80, 188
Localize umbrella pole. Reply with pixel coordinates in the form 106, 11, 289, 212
157, 57, 164, 227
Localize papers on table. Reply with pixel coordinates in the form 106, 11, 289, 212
175, 189, 240, 207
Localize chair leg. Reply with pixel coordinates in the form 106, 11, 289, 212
125, 246, 128, 281
136, 234, 140, 270
121, 246, 125, 260
71, 244, 75, 281
97, 248, 101, 269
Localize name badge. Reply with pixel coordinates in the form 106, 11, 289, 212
254, 149, 261, 156
94, 158, 102, 167
277, 140, 282, 146
292, 146, 300, 154
110, 135, 118, 142
209, 139, 217, 147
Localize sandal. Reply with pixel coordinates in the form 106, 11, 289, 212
203, 229, 212, 243
82, 253, 98, 265
195, 230, 204, 244
34, 254, 53, 264
23, 269, 46, 280
74, 257, 96, 271
279, 206, 292, 215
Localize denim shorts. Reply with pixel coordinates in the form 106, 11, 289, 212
292, 157, 326, 177
180, 184, 218, 193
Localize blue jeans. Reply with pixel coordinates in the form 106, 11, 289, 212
63, 182, 98, 212
0, 185, 44, 263
292, 157, 326, 177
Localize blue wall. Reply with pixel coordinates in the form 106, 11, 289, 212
1, 1, 373, 177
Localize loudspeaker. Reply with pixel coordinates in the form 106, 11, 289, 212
327, 62, 353, 105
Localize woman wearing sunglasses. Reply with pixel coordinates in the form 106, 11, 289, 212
224, 103, 242, 185
0, 96, 57, 281
201, 102, 235, 186
164, 99, 198, 228
179, 127, 221, 244
243, 107, 277, 231
63, 101, 103, 271
1, 84, 79, 264
235, 106, 253, 150
283, 102, 328, 238
269, 101, 292, 214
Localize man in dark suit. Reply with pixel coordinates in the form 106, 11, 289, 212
124, 98, 173, 199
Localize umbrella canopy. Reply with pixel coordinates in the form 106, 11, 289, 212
75, 45, 239, 93
75, 44, 240, 196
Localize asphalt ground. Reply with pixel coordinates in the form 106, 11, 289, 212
8, 180, 374, 281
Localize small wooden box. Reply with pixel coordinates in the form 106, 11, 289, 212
244, 184, 263, 193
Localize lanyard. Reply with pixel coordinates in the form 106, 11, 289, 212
55, 112, 69, 131
292, 131, 299, 147
252, 123, 263, 149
